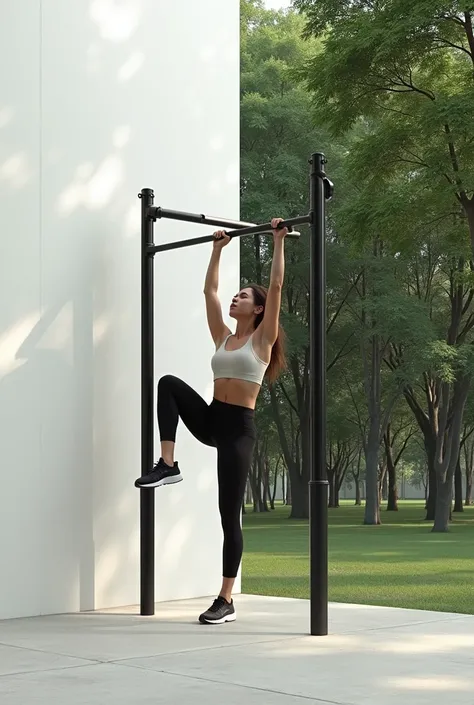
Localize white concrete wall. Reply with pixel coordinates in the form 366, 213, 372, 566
0, 0, 240, 619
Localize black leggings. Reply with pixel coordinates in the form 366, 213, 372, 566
157, 374, 256, 578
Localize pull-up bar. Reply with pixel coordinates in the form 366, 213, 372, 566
150, 206, 303, 235
139, 151, 333, 636
147, 214, 302, 254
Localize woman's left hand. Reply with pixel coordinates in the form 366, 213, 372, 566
271, 217, 289, 240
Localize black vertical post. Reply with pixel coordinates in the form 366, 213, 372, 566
140, 188, 155, 616
309, 153, 329, 636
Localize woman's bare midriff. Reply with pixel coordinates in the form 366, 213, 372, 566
213, 378, 261, 409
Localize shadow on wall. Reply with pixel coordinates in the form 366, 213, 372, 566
0, 129, 138, 615
4, 221, 102, 613
0, 199, 141, 615
0, 0, 239, 616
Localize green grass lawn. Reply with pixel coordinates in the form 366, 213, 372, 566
241, 501, 474, 614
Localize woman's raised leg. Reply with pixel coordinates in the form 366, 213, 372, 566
134, 374, 214, 488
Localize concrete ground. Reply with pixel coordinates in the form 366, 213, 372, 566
1, 594, 473, 704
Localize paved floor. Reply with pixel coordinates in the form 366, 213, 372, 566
1, 594, 473, 704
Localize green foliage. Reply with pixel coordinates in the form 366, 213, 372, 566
240, 0, 474, 526
294, 1, 474, 211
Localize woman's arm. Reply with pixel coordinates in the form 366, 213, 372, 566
203, 231, 232, 347
259, 218, 288, 346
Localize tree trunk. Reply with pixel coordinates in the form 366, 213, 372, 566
257, 451, 267, 512
328, 472, 335, 508
384, 425, 398, 511
264, 480, 271, 511
432, 477, 452, 532
246, 481, 252, 505
466, 476, 473, 506
453, 455, 464, 512
465, 198, 474, 261
334, 474, 342, 508
269, 386, 308, 518
354, 451, 362, 505
288, 410, 310, 518
386, 459, 399, 511
270, 460, 279, 510
289, 475, 307, 518
329, 461, 344, 508
432, 377, 470, 530
362, 315, 383, 525
382, 467, 388, 501
355, 479, 362, 505
424, 436, 437, 520
262, 460, 270, 512
249, 442, 268, 513
286, 471, 292, 505
402, 386, 438, 517
364, 453, 381, 523
378, 461, 387, 504
364, 438, 381, 524
249, 460, 259, 512
465, 441, 473, 506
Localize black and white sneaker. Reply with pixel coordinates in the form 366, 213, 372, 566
134, 458, 183, 489
198, 596, 236, 625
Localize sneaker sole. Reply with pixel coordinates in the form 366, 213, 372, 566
136, 474, 183, 489
199, 612, 236, 625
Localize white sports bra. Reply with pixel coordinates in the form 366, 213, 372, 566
211, 333, 269, 386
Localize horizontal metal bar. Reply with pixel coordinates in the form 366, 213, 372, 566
148, 214, 310, 255
148, 207, 259, 231
149, 206, 300, 240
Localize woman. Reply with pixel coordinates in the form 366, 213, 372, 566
134, 217, 288, 624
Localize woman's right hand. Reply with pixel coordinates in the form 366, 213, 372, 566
213, 229, 231, 250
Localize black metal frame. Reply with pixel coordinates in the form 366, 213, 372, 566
139, 152, 333, 635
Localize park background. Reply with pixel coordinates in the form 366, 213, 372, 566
240, 0, 474, 616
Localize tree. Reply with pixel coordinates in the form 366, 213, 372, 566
382, 411, 417, 511
294, 1, 474, 530
388, 247, 474, 529
459, 394, 474, 505
294, 1, 474, 252
327, 168, 437, 524
462, 430, 474, 505
240, 0, 348, 517
327, 384, 360, 507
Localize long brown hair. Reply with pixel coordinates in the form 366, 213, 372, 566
247, 283, 287, 384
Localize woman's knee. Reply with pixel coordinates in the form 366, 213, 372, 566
158, 374, 180, 393
220, 511, 242, 538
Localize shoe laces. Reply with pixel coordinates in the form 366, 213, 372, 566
208, 596, 228, 613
